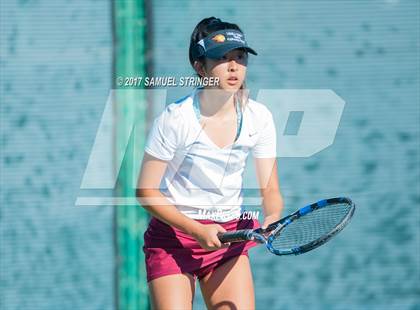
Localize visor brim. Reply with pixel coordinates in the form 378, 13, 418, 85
205, 43, 258, 59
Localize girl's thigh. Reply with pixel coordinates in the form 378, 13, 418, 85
148, 273, 196, 310
199, 255, 255, 310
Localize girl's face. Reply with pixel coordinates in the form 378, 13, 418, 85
200, 49, 248, 92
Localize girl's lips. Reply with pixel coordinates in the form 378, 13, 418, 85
227, 77, 238, 85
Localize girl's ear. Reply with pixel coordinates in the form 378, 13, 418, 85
193, 61, 206, 77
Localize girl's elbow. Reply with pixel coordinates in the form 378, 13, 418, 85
136, 188, 149, 206
136, 188, 159, 208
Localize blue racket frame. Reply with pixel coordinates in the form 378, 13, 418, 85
218, 197, 355, 256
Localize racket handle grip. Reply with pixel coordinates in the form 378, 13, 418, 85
218, 229, 253, 243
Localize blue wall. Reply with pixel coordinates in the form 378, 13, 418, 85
1, 1, 115, 309
150, 1, 419, 309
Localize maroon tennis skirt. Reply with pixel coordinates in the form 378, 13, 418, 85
143, 216, 260, 282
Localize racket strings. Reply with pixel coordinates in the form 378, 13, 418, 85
271, 203, 351, 250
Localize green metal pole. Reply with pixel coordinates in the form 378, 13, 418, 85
113, 0, 149, 309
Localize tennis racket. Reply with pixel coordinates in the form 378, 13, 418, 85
218, 197, 355, 256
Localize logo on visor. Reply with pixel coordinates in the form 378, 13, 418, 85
212, 34, 226, 43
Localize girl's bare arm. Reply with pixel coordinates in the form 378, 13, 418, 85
136, 153, 227, 249
254, 157, 284, 228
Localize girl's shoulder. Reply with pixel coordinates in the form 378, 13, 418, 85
159, 92, 194, 120
147, 92, 195, 152
245, 98, 274, 120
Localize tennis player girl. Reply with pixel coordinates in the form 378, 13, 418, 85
137, 17, 284, 309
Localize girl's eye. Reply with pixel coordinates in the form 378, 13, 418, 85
221, 53, 246, 62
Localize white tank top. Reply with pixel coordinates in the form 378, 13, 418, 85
144, 88, 277, 222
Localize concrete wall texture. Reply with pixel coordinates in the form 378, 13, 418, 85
1, 1, 115, 309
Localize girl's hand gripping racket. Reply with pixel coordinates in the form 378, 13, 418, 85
218, 197, 355, 256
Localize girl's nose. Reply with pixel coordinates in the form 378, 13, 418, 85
228, 59, 238, 71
